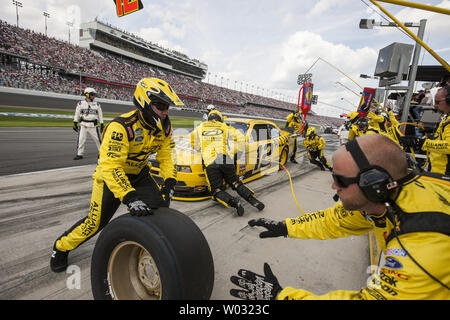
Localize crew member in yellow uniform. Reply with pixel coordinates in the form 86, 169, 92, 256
286, 111, 303, 134
285, 110, 303, 163
230, 134, 450, 300
190, 110, 265, 216
368, 108, 389, 134
302, 127, 332, 171
50, 78, 182, 272
419, 86, 450, 175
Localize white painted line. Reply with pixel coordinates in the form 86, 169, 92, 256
0, 164, 96, 179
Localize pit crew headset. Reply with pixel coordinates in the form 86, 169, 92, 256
345, 139, 450, 290
345, 139, 395, 203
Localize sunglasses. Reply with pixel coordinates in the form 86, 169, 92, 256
332, 173, 359, 188
152, 101, 170, 111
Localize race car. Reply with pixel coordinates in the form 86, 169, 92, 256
149, 118, 298, 201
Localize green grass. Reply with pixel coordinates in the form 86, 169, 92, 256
0, 106, 199, 128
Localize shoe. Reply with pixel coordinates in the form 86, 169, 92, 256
50, 244, 69, 273
328, 166, 333, 172
233, 198, 245, 216
290, 158, 298, 164
248, 197, 265, 211
319, 166, 325, 171
73, 155, 83, 160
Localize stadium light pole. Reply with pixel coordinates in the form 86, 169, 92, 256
43, 12, 50, 36
12, 1, 23, 27
66, 21, 74, 44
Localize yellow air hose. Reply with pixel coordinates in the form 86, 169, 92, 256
281, 165, 306, 215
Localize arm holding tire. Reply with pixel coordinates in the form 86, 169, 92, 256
123, 191, 153, 216
160, 178, 176, 206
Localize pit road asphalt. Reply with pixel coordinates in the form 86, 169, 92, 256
0, 129, 370, 299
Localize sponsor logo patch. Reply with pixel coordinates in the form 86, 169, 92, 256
386, 248, 408, 257
384, 257, 403, 270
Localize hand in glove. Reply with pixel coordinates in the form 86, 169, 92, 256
230, 263, 283, 300
398, 136, 417, 148
248, 218, 288, 238
73, 122, 79, 132
160, 178, 176, 206
416, 136, 426, 149
123, 194, 153, 216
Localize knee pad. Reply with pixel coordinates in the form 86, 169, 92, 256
212, 190, 237, 208
235, 183, 254, 201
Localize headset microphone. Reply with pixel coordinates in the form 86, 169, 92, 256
333, 194, 339, 202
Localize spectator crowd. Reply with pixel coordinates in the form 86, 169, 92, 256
0, 19, 342, 126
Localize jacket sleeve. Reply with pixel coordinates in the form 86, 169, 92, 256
73, 102, 81, 122
286, 113, 293, 124
348, 125, 357, 141
98, 104, 104, 124
368, 111, 384, 123
422, 120, 450, 155
285, 203, 373, 240
97, 122, 136, 201
156, 131, 177, 181
318, 137, 326, 150
277, 287, 363, 300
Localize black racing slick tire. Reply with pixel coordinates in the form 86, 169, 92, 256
90, 207, 214, 300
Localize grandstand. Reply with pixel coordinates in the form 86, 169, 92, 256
79, 19, 207, 80
0, 19, 343, 127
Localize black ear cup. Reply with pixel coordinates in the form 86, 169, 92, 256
358, 166, 394, 203
345, 140, 394, 203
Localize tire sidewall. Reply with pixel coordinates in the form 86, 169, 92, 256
90, 208, 214, 300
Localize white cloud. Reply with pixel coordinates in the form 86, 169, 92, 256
310, 0, 352, 16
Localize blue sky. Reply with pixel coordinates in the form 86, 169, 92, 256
2, 0, 449, 117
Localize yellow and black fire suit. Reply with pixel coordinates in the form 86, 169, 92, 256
277, 171, 450, 300
55, 110, 177, 252
190, 119, 258, 210
286, 112, 304, 135
422, 114, 450, 175
368, 110, 388, 133
285, 112, 303, 161
302, 133, 332, 171
348, 123, 380, 141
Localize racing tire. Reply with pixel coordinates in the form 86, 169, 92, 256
279, 146, 289, 169
90, 207, 214, 300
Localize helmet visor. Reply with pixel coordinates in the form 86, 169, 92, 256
152, 100, 170, 111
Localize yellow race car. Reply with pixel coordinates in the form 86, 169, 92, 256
149, 118, 298, 201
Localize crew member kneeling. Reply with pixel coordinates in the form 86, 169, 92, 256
51, 78, 181, 273
190, 110, 265, 216
303, 127, 332, 171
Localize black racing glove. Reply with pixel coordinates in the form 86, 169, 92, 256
398, 136, 417, 148
248, 218, 288, 238
73, 122, 79, 132
160, 178, 176, 206
123, 193, 153, 216
416, 136, 426, 149
230, 263, 283, 300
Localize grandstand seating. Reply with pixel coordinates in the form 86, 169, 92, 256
0, 19, 343, 127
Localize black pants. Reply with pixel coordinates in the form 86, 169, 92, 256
55, 166, 165, 252
205, 163, 254, 208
